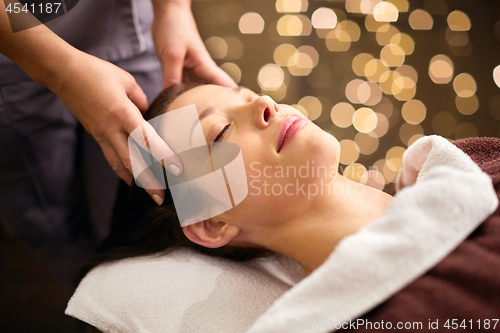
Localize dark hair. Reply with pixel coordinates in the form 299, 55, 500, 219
77, 81, 275, 283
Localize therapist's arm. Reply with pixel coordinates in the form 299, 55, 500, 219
151, 0, 237, 88
0, 1, 180, 205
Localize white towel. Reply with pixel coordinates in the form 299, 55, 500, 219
245, 135, 498, 333
65, 248, 305, 333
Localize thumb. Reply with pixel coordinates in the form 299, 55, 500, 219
127, 82, 149, 113
160, 49, 184, 88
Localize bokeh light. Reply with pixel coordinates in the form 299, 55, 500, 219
239, 12, 265, 34
205, 36, 228, 59
429, 54, 454, 84
331, 102, 355, 128
493, 65, 500, 88
275, 0, 308, 13
409, 9, 433, 30
352, 107, 378, 133
298, 96, 322, 121
453, 73, 477, 98
373, 2, 399, 22
447, 10, 471, 32
311, 7, 337, 29
455, 95, 479, 115
258, 64, 285, 90
220, 63, 242, 83
355, 132, 379, 155
402, 99, 426, 124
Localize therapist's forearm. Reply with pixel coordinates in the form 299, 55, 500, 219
0, 1, 77, 89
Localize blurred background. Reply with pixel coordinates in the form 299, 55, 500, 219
192, 0, 500, 192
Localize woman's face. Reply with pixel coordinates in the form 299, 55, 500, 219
167, 84, 341, 230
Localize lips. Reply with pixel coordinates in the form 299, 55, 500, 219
277, 115, 308, 153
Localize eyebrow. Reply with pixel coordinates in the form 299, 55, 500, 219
189, 86, 243, 146
198, 86, 242, 122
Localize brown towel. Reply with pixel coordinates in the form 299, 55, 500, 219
338, 137, 500, 333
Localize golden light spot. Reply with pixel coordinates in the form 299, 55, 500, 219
261, 83, 287, 102
274, 44, 297, 67
339, 139, 360, 165
380, 44, 405, 67
385, 146, 406, 173
455, 95, 479, 115
399, 123, 424, 146
312, 7, 337, 29
429, 55, 454, 84
394, 65, 418, 83
364, 82, 383, 105
455, 122, 478, 139
379, 70, 395, 95
364, 59, 390, 82
402, 99, 426, 124
360, 0, 381, 15
346, 79, 365, 104
453, 73, 477, 98
445, 29, 469, 46
432, 111, 456, 137
258, 64, 285, 90
345, 0, 363, 14
355, 132, 379, 155
365, 14, 387, 32
204, 36, 228, 59
344, 163, 368, 183
390, 33, 415, 55
293, 104, 308, 117
376, 24, 400, 46
287, 51, 314, 76
277, 14, 312, 36
493, 65, 500, 88
352, 53, 375, 76
325, 29, 351, 52
447, 10, 471, 31
386, 0, 408, 12
408, 9, 433, 30
224, 37, 244, 60
220, 63, 241, 83
239, 12, 265, 34
370, 112, 389, 137
297, 45, 319, 67
392, 77, 416, 101
331, 102, 356, 128
353, 107, 378, 133
338, 20, 361, 41
275, 0, 308, 13
298, 96, 322, 121
373, 2, 399, 22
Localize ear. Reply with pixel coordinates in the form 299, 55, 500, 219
182, 219, 240, 248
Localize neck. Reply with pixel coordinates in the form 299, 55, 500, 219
261, 175, 393, 276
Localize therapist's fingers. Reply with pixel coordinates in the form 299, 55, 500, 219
100, 141, 133, 186
126, 81, 149, 113
159, 48, 185, 89
111, 131, 168, 205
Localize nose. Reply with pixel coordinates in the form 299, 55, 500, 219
253, 95, 279, 128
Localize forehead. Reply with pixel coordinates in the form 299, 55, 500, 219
168, 84, 237, 113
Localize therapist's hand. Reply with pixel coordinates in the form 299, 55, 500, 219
151, 0, 237, 88
48, 50, 182, 205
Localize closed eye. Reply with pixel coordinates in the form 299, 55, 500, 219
214, 124, 230, 142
